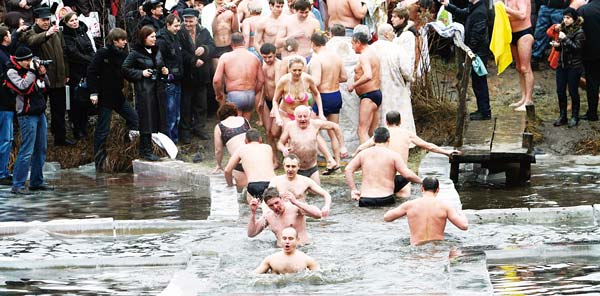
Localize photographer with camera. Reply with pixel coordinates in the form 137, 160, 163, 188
24, 6, 75, 146
122, 25, 168, 161
5, 47, 52, 195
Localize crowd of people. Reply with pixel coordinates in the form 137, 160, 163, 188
0, 0, 598, 273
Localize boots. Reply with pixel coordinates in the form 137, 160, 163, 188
569, 100, 580, 128
554, 97, 568, 126
140, 134, 160, 161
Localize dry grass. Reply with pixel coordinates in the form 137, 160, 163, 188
575, 127, 600, 155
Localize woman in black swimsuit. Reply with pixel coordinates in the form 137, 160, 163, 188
213, 103, 251, 189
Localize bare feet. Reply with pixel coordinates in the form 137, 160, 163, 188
509, 100, 525, 108
514, 103, 533, 112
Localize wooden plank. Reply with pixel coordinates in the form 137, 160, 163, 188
491, 113, 527, 155
461, 117, 495, 152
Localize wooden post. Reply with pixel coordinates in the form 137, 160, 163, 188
526, 104, 536, 121
455, 53, 471, 148
522, 132, 533, 153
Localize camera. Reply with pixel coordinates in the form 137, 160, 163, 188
32, 56, 53, 67
148, 69, 158, 81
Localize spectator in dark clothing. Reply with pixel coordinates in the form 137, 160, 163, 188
0, 27, 13, 185
157, 14, 184, 143
6, 47, 52, 194
61, 11, 96, 139
4, 11, 29, 53
122, 25, 168, 161
23, 6, 75, 146
88, 28, 139, 170
578, 0, 600, 121
531, 0, 570, 68
442, 0, 491, 120
549, 8, 585, 127
178, 8, 215, 143
7, 0, 41, 25
138, 0, 165, 30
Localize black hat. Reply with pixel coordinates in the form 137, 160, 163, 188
34, 6, 52, 19
143, 0, 163, 13
15, 47, 33, 61
563, 7, 579, 19
181, 8, 199, 18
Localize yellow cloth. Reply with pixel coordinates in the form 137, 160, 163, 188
490, 2, 513, 75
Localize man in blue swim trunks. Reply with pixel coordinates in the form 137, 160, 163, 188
308, 32, 348, 168
348, 32, 382, 144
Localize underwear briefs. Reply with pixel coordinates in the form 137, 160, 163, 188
214, 45, 233, 58
511, 27, 533, 45
312, 90, 342, 116
247, 181, 270, 200
393, 175, 410, 193
297, 165, 318, 178
359, 89, 383, 107
227, 90, 255, 112
358, 195, 396, 207
234, 163, 244, 172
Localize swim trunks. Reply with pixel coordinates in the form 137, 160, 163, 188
511, 27, 533, 45
312, 90, 342, 116
214, 45, 233, 58
358, 194, 396, 207
234, 163, 244, 172
265, 97, 273, 110
359, 89, 382, 107
248, 46, 262, 62
344, 27, 354, 37
297, 165, 318, 177
247, 181, 270, 200
227, 90, 256, 112
305, 54, 312, 64
393, 175, 410, 193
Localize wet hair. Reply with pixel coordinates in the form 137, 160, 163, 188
422, 177, 439, 192
107, 28, 128, 44
373, 127, 390, 143
284, 38, 299, 52
249, 1, 262, 14
231, 32, 244, 46
269, 0, 285, 5
246, 128, 261, 142
293, 0, 311, 11
260, 43, 276, 54
263, 187, 280, 202
284, 154, 300, 163
288, 55, 306, 69
216, 102, 238, 121
138, 25, 156, 45
310, 32, 327, 46
0, 26, 9, 42
386, 111, 401, 126
330, 23, 345, 37
352, 31, 369, 45
165, 13, 180, 26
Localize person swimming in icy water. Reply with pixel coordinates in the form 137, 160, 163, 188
384, 176, 469, 245
255, 227, 319, 274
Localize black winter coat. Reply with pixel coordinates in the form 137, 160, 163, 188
0, 44, 13, 112
138, 15, 164, 30
178, 24, 215, 84
156, 28, 184, 81
556, 24, 585, 69
446, 0, 490, 57
62, 22, 95, 85
578, 0, 600, 61
122, 44, 166, 134
87, 44, 128, 109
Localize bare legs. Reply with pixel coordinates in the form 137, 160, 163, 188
358, 98, 379, 143
509, 35, 535, 111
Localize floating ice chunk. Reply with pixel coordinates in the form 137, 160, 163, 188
160, 270, 215, 295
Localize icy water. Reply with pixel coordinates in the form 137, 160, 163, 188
1, 156, 600, 294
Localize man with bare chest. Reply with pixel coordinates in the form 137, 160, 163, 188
213, 33, 265, 120
278, 106, 347, 184
211, 0, 240, 68
327, 0, 368, 36
254, 0, 285, 51
269, 154, 332, 216
255, 227, 319, 274
259, 43, 281, 163
348, 32, 382, 144
276, 0, 320, 61
247, 187, 322, 246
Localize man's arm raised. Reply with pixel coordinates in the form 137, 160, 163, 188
248, 198, 268, 237
283, 191, 322, 219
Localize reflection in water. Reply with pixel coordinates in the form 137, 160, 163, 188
0, 169, 210, 222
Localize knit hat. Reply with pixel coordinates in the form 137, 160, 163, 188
15, 47, 33, 61
563, 7, 579, 19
